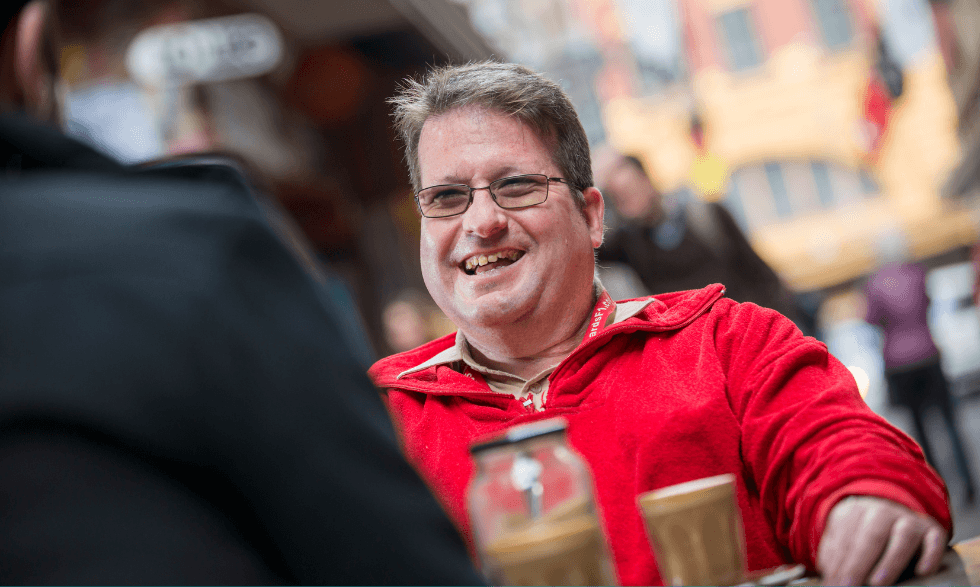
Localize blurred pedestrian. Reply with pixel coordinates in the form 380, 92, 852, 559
597, 153, 806, 332
0, 1, 482, 584
865, 229, 977, 504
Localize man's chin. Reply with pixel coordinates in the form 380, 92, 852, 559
449, 291, 531, 330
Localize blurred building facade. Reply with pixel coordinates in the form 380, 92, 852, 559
57, 0, 494, 355
603, 0, 974, 292
938, 0, 980, 205
59, 0, 978, 352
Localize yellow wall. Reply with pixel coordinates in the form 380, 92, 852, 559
602, 40, 973, 291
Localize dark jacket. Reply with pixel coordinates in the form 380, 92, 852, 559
0, 114, 481, 585
599, 201, 800, 323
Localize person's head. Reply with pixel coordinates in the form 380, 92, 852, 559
390, 62, 604, 343
601, 154, 664, 224
390, 61, 594, 203
1, 0, 61, 122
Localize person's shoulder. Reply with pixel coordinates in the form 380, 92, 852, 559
368, 333, 458, 387
642, 285, 794, 329
1, 114, 120, 174
3, 158, 263, 247
705, 200, 732, 216
0, 119, 256, 215
136, 156, 253, 193
618, 285, 807, 354
624, 284, 732, 329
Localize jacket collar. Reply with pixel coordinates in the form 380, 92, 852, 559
395, 293, 657, 380
370, 283, 727, 389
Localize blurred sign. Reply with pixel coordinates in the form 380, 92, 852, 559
126, 14, 283, 87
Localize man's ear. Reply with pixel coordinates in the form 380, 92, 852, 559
14, 1, 51, 114
582, 186, 605, 249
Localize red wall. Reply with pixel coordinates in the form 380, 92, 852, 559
679, 0, 873, 74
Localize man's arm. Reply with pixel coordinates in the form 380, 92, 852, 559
822, 269, 947, 585
715, 301, 951, 580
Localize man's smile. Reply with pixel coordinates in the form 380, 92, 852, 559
462, 249, 525, 275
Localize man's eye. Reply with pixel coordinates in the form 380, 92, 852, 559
494, 177, 541, 197
421, 188, 470, 210
431, 188, 469, 202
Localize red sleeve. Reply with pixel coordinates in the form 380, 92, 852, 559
716, 302, 951, 569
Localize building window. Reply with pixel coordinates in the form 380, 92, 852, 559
784, 161, 822, 214
811, 161, 835, 208
764, 162, 793, 219
859, 169, 879, 195
811, 0, 853, 50
730, 165, 776, 229
723, 179, 749, 232
717, 8, 763, 71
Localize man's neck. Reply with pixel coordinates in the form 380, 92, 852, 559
458, 286, 602, 380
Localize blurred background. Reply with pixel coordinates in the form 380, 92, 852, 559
61, 0, 980, 535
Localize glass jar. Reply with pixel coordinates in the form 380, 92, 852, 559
467, 417, 617, 586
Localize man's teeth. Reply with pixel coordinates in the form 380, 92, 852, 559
464, 251, 520, 271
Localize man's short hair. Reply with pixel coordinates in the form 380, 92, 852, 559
389, 61, 593, 205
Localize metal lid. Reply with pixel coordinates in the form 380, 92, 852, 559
469, 417, 568, 454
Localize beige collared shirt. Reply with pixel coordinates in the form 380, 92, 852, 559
397, 293, 654, 411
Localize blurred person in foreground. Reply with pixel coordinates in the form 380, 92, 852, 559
597, 152, 805, 332
368, 61, 952, 586
864, 229, 977, 504
0, 1, 482, 584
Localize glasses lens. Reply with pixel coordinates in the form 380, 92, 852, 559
490, 175, 549, 209
417, 185, 471, 217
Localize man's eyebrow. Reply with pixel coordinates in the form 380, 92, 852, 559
491, 166, 522, 179
439, 175, 470, 185
440, 166, 523, 186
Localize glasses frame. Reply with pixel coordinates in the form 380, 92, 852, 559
414, 174, 570, 218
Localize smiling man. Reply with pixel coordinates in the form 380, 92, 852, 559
369, 61, 952, 586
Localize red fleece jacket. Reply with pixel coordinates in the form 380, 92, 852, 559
369, 284, 951, 586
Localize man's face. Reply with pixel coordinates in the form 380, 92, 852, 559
416, 105, 603, 335
604, 161, 663, 223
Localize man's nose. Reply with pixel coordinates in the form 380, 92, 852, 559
461, 188, 507, 238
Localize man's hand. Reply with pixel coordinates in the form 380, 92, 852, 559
817, 496, 948, 586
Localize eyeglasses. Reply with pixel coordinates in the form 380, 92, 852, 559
414, 174, 569, 218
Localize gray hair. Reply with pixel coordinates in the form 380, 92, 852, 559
389, 61, 593, 205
